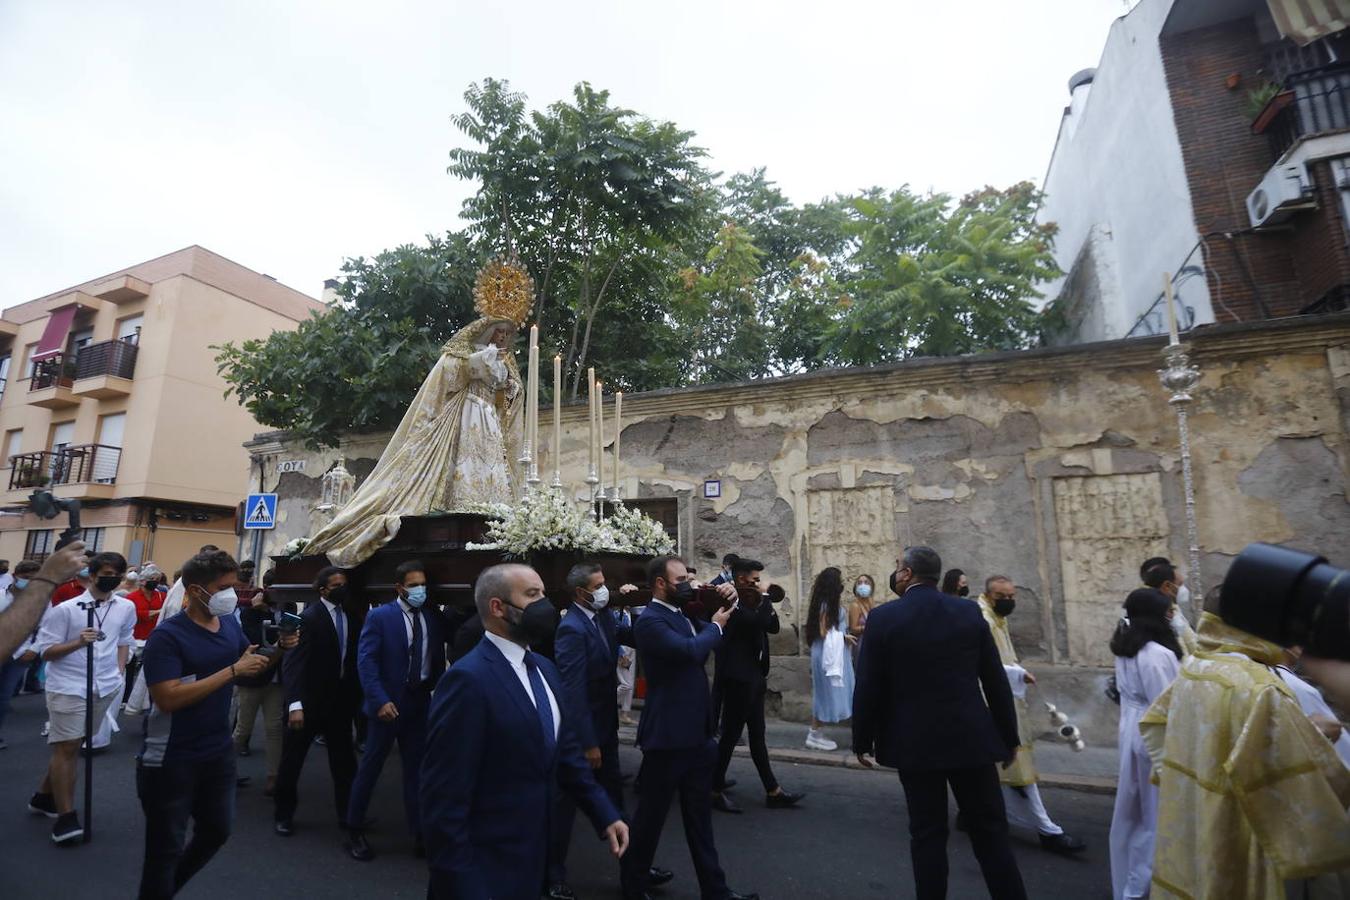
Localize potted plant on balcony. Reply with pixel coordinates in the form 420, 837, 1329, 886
1248, 81, 1294, 134
14, 462, 51, 489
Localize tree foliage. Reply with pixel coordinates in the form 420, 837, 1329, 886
216, 79, 1061, 447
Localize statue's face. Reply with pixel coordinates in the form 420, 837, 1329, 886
489, 325, 514, 348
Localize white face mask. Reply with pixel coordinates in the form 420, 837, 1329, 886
587, 585, 610, 610
199, 587, 238, 618
856, 584, 873, 599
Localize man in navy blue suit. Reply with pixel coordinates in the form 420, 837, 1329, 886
345, 560, 446, 862
547, 563, 673, 900
620, 555, 758, 900
853, 546, 1028, 900
421, 563, 628, 900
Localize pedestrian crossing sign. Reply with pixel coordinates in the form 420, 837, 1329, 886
243, 493, 278, 530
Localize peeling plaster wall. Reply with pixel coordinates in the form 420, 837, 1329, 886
247, 315, 1350, 735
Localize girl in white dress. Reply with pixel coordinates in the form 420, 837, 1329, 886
1108, 588, 1183, 900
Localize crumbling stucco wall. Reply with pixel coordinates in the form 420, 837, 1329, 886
246, 316, 1350, 736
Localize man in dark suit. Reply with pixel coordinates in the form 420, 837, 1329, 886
421, 563, 628, 900
344, 560, 446, 861
620, 555, 757, 900
273, 566, 362, 838
853, 546, 1028, 900
547, 564, 673, 900
712, 558, 802, 813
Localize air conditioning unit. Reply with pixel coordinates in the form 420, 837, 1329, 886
1246, 164, 1314, 229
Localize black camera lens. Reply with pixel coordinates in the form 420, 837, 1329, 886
1221, 543, 1350, 661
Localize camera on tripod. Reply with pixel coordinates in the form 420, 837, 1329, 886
1220, 543, 1349, 660
28, 488, 83, 550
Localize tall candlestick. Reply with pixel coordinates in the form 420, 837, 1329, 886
586, 367, 598, 484
612, 391, 622, 501
1163, 273, 1179, 346
596, 381, 605, 494
552, 355, 562, 488
527, 326, 540, 484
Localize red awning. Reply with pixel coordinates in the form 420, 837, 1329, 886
1268, 0, 1350, 46
31, 305, 78, 362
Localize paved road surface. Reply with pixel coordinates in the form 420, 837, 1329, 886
0, 693, 1114, 898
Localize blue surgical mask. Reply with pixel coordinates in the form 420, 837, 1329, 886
78, 567, 90, 579
404, 585, 428, 608
856, 583, 872, 599
14, 578, 29, 590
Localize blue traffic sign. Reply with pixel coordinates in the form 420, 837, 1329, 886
243, 493, 278, 530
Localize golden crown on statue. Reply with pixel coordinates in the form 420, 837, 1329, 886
473, 255, 535, 327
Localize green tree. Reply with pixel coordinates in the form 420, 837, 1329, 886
214, 234, 480, 447
824, 182, 1059, 365
672, 222, 769, 383
449, 78, 712, 396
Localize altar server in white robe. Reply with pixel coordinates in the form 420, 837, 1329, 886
1108, 588, 1182, 900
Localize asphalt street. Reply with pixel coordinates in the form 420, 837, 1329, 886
0, 692, 1114, 899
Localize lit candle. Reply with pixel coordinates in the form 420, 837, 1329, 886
587, 367, 597, 479
613, 391, 622, 499
1163, 273, 1179, 345
596, 380, 605, 494
553, 354, 562, 485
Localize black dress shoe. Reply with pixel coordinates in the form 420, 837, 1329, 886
346, 831, 374, 861
1039, 832, 1087, 855
274, 819, 294, 837
711, 791, 742, 814
728, 892, 759, 900
648, 866, 674, 886
545, 883, 576, 900
766, 789, 804, 808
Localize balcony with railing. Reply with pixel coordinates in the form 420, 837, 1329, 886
72, 337, 138, 399
8, 443, 122, 500
28, 352, 78, 409
1260, 65, 1350, 160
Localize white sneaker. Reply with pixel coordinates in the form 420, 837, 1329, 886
804, 729, 838, 751
40, 721, 49, 737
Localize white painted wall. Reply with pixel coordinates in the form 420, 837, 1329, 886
1035, 0, 1213, 341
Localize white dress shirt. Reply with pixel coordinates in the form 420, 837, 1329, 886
484, 631, 560, 740
288, 597, 349, 714
398, 598, 432, 683
36, 592, 136, 699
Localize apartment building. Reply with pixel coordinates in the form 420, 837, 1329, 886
0, 246, 324, 571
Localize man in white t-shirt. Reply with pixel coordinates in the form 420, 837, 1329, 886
28, 551, 137, 844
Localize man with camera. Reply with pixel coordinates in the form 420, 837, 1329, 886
712, 557, 803, 814
28, 551, 137, 844
137, 549, 296, 899
620, 555, 758, 900
1140, 544, 1350, 899
232, 568, 290, 795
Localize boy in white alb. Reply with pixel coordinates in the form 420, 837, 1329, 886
28, 551, 136, 844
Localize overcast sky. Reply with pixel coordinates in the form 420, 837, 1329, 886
0, 0, 1129, 304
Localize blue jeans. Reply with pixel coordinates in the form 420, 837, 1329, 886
136, 754, 236, 899
0, 657, 29, 738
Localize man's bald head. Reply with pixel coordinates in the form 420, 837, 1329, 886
474, 564, 545, 638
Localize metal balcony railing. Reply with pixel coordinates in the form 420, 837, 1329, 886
30, 352, 75, 391
1265, 65, 1350, 160
8, 443, 122, 490
74, 337, 138, 381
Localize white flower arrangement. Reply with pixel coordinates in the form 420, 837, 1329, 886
280, 537, 310, 558
464, 490, 673, 558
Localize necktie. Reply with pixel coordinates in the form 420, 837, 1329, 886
335, 608, 346, 673
407, 609, 423, 685
524, 653, 557, 757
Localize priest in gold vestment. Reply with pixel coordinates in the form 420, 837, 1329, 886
972, 576, 1085, 854
1140, 612, 1350, 899
304, 258, 535, 569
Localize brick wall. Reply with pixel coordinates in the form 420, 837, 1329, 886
1162, 18, 1350, 321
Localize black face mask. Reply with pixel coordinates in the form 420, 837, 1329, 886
957, 586, 970, 597
889, 570, 900, 595
506, 598, 558, 647
96, 575, 122, 594
327, 585, 349, 605
993, 598, 1016, 617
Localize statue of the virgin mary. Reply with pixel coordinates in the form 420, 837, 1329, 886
304, 258, 533, 568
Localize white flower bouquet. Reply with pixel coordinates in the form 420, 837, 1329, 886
280, 537, 310, 559
464, 490, 672, 559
